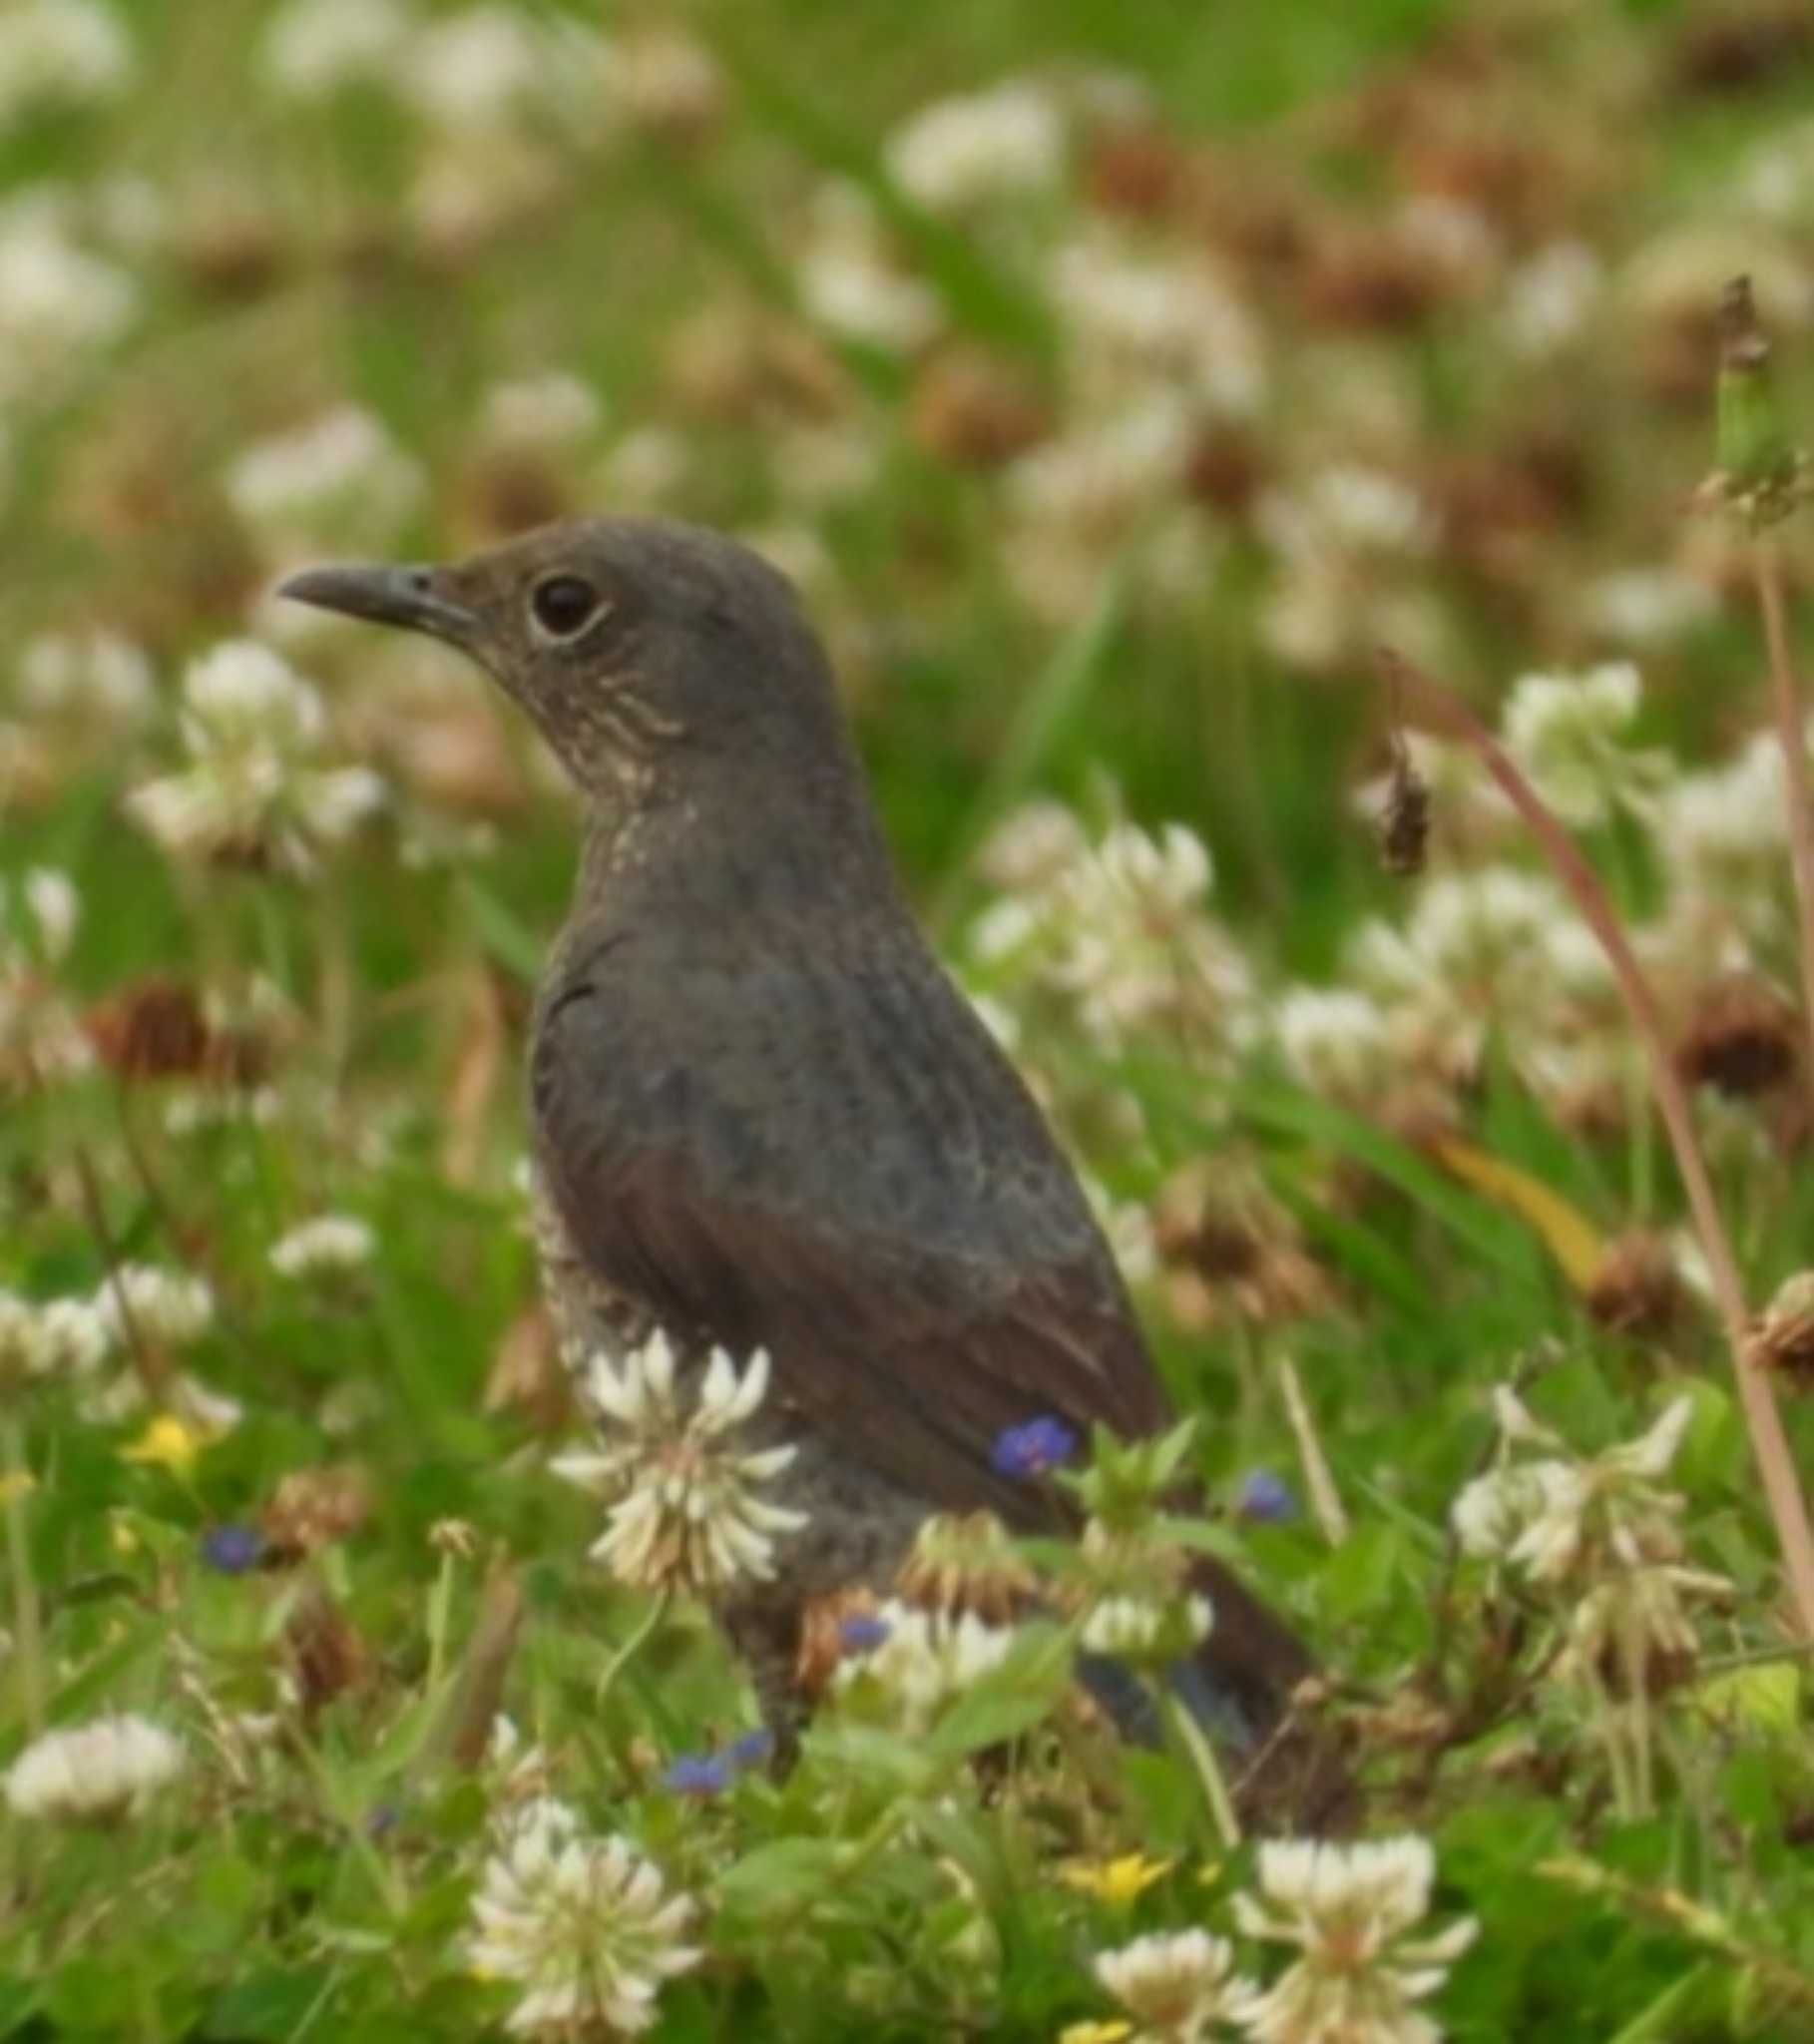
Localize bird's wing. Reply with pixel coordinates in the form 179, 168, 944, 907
531, 934, 1169, 1521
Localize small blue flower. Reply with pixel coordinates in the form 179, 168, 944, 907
724, 1728, 775, 1772
202, 1523, 265, 1574
838, 1614, 891, 1655
1237, 1470, 1297, 1523
991, 1415, 1079, 1481
663, 1753, 733, 1796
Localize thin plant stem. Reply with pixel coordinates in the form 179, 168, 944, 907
595, 1590, 670, 1712
1161, 1684, 1241, 1849
1273, 1347, 1349, 1546
71, 1141, 169, 1405
1753, 533, 1814, 1108
1377, 649, 1814, 1643
2, 1414, 43, 1736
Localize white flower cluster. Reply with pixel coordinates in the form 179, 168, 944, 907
480, 371, 605, 453
0, 190, 137, 406
1091, 1836, 1475, 2044
268, 1214, 375, 1279
1452, 1388, 1691, 1584
885, 81, 1066, 215
0, 1286, 108, 1385
797, 185, 943, 354
0, 0, 133, 135
1452, 1389, 1728, 1697
1081, 1588, 1212, 1663
1502, 661, 1662, 826
466, 1797, 700, 2037
830, 1598, 1018, 1738
6, 1713, 184, 1821
18, 628, 155, 725
1235, 1836, 1478, 2044
258, 0, 416, 100
227, 405, 422, 557
971, 807, 1257, 1062
552, 1333, 806, 1596
0, 1259, 218, 1402
126, 640, 386, 872
0, 865, 90, 1085
1096, 1927, 1256, 2041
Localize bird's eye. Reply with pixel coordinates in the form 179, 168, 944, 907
529, 574, 604, 640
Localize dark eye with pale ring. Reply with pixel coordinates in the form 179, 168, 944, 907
530, 574, 603, 639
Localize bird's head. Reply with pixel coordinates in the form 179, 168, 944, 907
281, 518, 853, 805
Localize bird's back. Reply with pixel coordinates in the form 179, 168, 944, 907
530, 891, 1170, 1521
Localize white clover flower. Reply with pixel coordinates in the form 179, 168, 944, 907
551, 1333, 806, 1596
184, 640, 323, 750
480, 371, 604, 451
886, 81, 1065, 214
405, 4, 546, 127
1274, 987, 1393, 1104
0, 0, 133, 133
1081, 1591, 1211, 1662
1052, 228, 1263, 416
268, 1215, 375, 1278
0, 192, 136, 402
0, 1286, 111, 1389
127, 639, 386, 871
1556, 1561, 1732, 1696
1053, 821, 1255, 1053
18, 628, 155, 725
1003, 398, 1197, 615
1452, 1459, 1585, 1579
1651, 731, 1788, 917
969, 808, 1256, 1063
227, 405, 422, 553
1502, 661, 1662, 826
831, 1597, 1017, 1737
466, 1797, 700, 2037
798, 185, 943, 353
6, 1714, 184, 1820
1582, 567, 1714, 652
259, 0, 415, 100
1451, 1392, 1693, 1586
1502, 240, 1602, 358
93, 1264, 214, 1350
1235, 1835, 1477, 2044
607, 24, 722, 140
13, 867, 78, 962
1357, 866, 1561, 1004
1302, 464, 1434, 557
977, 799, 1089, 894
0, 867, 89, 1085
1095, 1928, 1257, 2041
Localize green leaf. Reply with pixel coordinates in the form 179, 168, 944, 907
204, 1966, 338, 2041
926, 1621, 1073, 1760
716, 1838, 849, 1924
1241, 1083, 1547, 1290
936, 570, 1130, 921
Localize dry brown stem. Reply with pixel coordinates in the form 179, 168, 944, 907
1376, 648, 1814, 1644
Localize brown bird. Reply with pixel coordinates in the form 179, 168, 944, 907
283, 519, 1335, 1813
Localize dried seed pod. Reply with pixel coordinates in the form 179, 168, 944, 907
1377, 730, 1432, 877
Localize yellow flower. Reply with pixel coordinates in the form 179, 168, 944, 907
1060, 2023, 1134, 2044
1059, 1852, 1176, 1905
119, 1413, 207, 1475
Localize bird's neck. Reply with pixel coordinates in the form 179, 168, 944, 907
562, 750, 901, 957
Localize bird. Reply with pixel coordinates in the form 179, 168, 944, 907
282, 518, 1341, 1818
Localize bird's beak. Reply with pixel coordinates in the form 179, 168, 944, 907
278, 562, 481, 647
